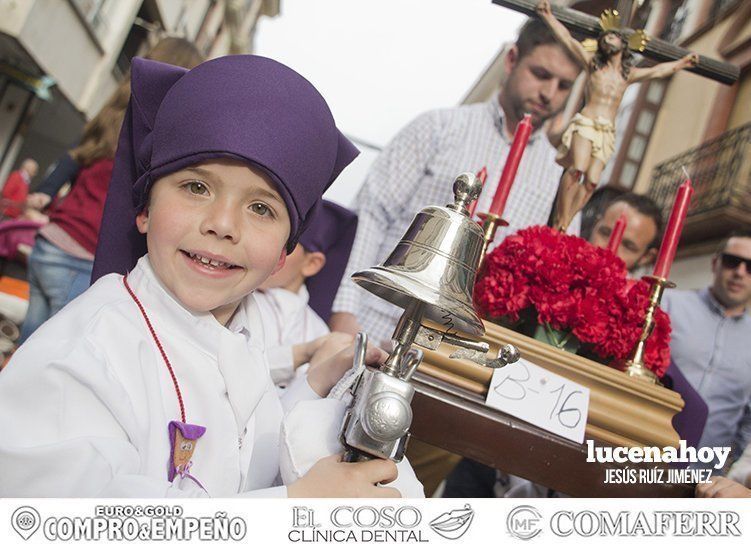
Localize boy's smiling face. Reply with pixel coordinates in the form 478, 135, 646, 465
137, 159, 291, 325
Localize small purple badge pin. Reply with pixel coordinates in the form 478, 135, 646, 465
168, 420, 206, 482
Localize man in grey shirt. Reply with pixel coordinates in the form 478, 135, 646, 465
330, 18, 581, 346
662, 230, 751, 472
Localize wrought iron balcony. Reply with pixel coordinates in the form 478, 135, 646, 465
647, 121, 751, 247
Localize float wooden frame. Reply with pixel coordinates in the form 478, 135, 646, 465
419, 320, 683, 448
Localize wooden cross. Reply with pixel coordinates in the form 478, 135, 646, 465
614, 0, 635, 27
492, 0, 739, 85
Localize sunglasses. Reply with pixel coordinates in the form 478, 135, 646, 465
720, 253, 751, 273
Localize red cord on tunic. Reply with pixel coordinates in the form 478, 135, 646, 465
123, 275, 186, 423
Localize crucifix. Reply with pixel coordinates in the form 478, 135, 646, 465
492, 0, 739, 84
493, 0, 739, 231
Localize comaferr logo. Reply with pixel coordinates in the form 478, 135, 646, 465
550, 510, 742, 537
507, 505, 543, 540
429, 504, 475, 540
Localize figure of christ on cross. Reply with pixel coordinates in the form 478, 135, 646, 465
536, 0, 699, 231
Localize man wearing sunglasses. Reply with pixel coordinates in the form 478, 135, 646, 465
663, 230, 751, 473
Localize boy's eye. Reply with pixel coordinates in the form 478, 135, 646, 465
186, 181, 208, 195
250, 202, 272, 217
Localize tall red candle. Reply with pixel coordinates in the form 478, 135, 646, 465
653, 178, 694, 279
468, 166, 487, 217
607, 213, 627, 254
488, 114, 533, 217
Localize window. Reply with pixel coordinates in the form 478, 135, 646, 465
635, 110, 655, 134
111, 1, 159, 79
627, 135, 647, 161
70, 0, 109, 38
620, 162, 638, 189
610, 79, 668, 189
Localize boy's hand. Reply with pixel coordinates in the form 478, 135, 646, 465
306, 337, 388, 397
287, 454, 401, 498
292, 332, 353, 368
329, 312, 362, 336
307, 332, 355, 369
696, 476, 751, 498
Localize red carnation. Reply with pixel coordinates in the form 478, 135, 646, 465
474, 226, 672, 377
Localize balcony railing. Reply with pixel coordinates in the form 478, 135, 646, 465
647, 122, 751, 246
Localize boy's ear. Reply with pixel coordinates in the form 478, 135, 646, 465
136, 209, 149, 234
302, 251, 326, 278
272, 249, 287, 275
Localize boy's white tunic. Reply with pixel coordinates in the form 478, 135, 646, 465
253, 286, 329, 384
0, 257, 320, 497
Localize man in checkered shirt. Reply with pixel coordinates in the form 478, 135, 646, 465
331, 19, 582, 349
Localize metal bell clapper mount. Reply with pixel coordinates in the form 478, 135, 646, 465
611, 275, 675, 384
413, 324, 519, 369
340, 173, 521, 462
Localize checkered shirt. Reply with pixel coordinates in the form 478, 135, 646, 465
333, 99, 573, 345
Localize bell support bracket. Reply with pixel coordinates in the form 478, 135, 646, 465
414, 325, 520, 369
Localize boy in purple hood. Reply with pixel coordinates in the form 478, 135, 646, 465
0, 56, 420, 498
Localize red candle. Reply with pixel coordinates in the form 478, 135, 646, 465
468, 166, 487, 217
607, 213, 627, 254
489, 114, 533, 218
653, 178, 694, 279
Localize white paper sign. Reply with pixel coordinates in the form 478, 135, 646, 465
485, 358, 590, 443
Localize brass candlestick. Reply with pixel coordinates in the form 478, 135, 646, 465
611, 275, 675, 384
477, 212, 508, 270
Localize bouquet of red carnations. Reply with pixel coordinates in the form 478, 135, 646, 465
474, 226, 671, 377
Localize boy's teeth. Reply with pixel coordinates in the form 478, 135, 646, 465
188, 252, 231, 268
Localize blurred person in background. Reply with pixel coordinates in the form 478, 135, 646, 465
577, 185, 623, 241
1, 159, 38, 218
588, 192, 662, 273
330, 18, 582, 346
18, 38, 204, 344
662, 231, 751, 472
696, 476, 751, 498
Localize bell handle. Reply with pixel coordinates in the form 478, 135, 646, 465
400, 348, 425, 381
353, 331, 368, 372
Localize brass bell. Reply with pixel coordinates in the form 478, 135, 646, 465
352, 172, 486, 336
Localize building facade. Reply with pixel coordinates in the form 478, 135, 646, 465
0, 0, 279, 188
461, 0, 748, 289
